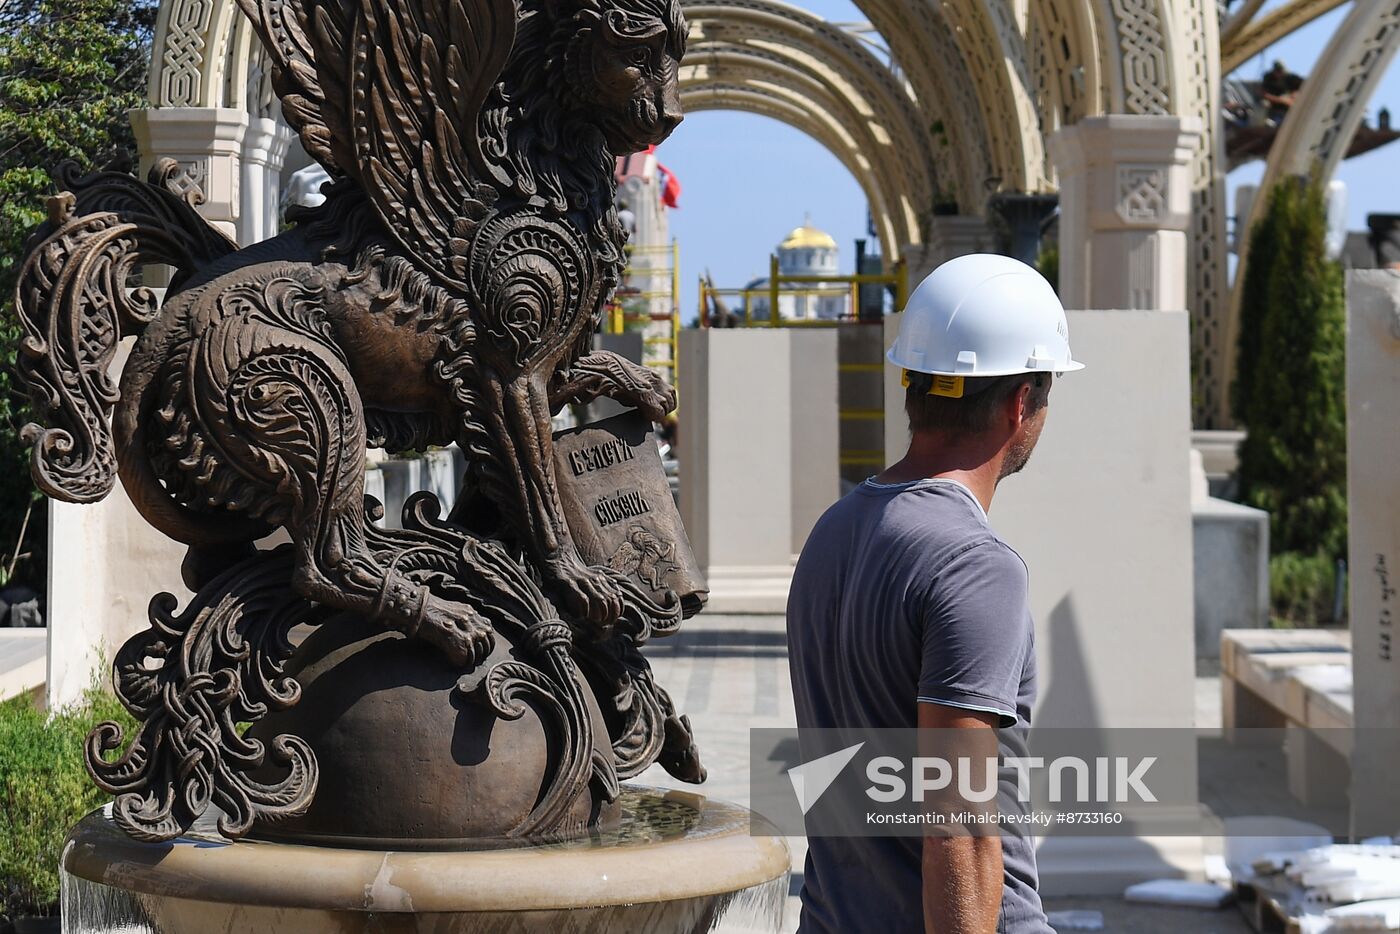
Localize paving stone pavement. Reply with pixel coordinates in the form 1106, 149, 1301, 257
634, 613, 1256, 933
636, 613, 805, 931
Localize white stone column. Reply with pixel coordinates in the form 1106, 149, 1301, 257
240, 117, 296, 245
1346, 271, 1400, 838
1048, 116, 1201, 311
130, 107, 248, 240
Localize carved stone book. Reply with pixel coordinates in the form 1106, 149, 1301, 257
553, 411, 707, 617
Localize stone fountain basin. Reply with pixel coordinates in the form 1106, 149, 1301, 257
60, 786, 791, 933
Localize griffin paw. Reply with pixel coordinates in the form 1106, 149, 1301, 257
633, 379, 677, 422
546, 553, 623, 628
419, 601, 495, 668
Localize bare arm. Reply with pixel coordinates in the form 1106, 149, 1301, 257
919, 703, 1003, 934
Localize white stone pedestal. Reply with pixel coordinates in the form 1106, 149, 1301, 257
678, 329, 838, 612
1193, 496, 1270, 659
999, 310, 1201, 888
788, 330, 839, 555
45, 339, 191, 708
990, 311, 1196, 729
1048, 116, 1201, 311
47, 497, 192, 709
883, 312, 906, 469
1345, 271, 1400, 839
130, 107, 249, 240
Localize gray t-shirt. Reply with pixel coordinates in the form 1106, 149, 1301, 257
787, 477, 1050, 934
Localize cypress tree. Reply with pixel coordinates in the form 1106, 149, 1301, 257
1232, 191, 1279, 423
1234, 175, 1348, 624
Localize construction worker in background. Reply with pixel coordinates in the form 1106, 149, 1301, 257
787, 254, 1083, 934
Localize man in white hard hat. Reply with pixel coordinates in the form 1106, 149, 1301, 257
788, 254, 1082, 933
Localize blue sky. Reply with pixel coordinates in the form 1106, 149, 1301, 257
656, 0, 1400, 313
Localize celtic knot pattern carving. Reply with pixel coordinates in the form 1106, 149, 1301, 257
1112, 0, 1171, 116
1117, 164, 1168, 223
159, 0, 216, 106
1176, 0, 1227, 425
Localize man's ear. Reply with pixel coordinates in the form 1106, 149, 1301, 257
1007, 380, 1032, 428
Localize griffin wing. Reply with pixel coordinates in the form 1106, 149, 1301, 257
237, 0, 517, 286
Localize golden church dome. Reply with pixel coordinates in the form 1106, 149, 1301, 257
779, 224, 838, 251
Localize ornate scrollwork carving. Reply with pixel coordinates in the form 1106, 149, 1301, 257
15, 162, 237, 503
469, 213, 595, 371
86, 548, 325, 842
14, 0, 698, 844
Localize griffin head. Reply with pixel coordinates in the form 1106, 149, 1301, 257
555, 0, 688, 152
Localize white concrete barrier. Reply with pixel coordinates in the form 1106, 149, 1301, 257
1345, 271, 1400, 838
678, 328, 839, 611
1193, 496, 1270, 658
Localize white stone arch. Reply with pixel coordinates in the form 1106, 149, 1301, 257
680, 50, 923, 241
935, 0, 1049, 191
680, 37, 928, 248
681, 84, 903, 257
1028, 0, 1104, 126
832, 0, 998, 210
1073, 0, 1228, 424
1026, 0, 1107, 182
1222, 0, 1400, 421
683, 0, 949, 215
148, 0, 242, 107
679, 61, 914, 253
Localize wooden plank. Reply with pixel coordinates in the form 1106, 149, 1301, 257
1235, 879, 1310, 934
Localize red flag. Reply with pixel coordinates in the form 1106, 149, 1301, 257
648, 145, 681, 209
658, 164, 681, 209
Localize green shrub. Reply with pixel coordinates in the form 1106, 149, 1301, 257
0, 688, 135, 921
1233, 174, 1348, 624
1270, 551, 1339, 628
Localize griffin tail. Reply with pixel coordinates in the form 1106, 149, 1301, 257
14, 160, 237, 503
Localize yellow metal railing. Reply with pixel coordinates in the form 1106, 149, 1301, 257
699, 255, 907, 328
604, 241, 681, 385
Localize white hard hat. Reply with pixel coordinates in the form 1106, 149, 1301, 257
887, 254, 1084, 377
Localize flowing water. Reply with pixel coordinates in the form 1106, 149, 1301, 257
58, 860, 155, 934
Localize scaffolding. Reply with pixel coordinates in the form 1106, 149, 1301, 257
603, 241, 681, 383
698, 255, 907, 327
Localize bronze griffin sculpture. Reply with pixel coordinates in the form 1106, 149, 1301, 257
14, 0, 705, 843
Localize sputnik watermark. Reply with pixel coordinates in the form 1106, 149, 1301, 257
747, 728, 1220, 837
786, 742, 865, 814
864, 755, 1158, 804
